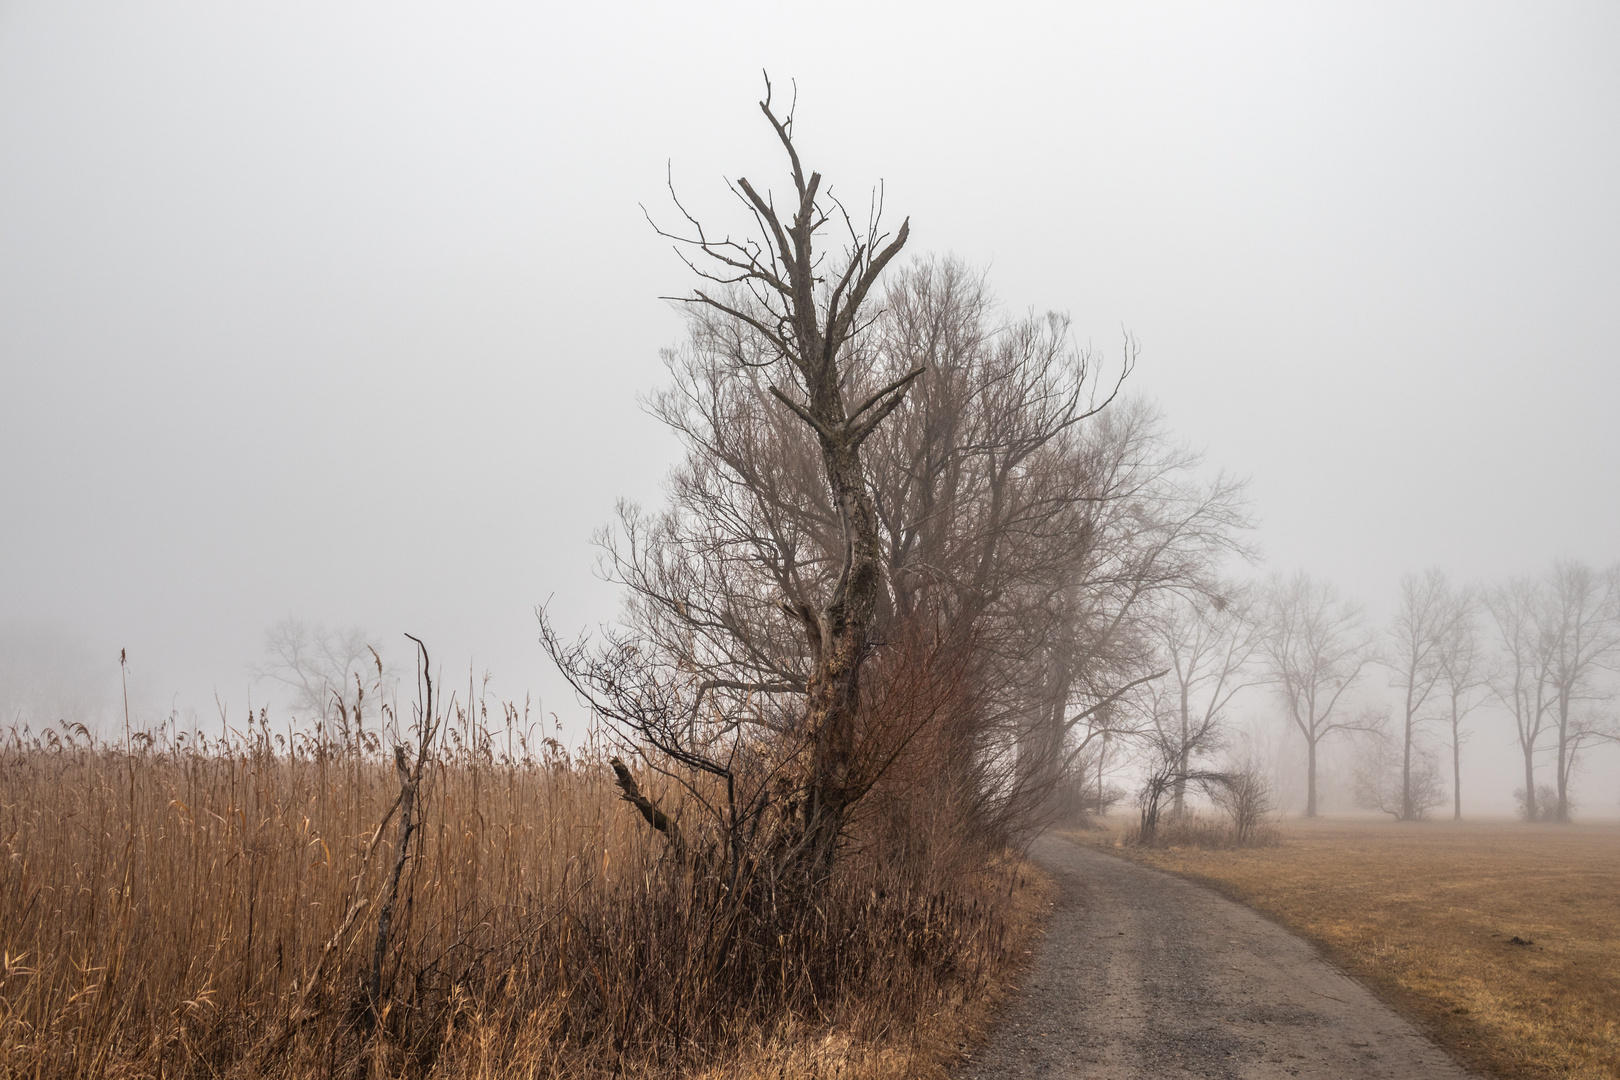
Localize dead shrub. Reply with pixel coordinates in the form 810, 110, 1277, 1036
1124, 811, 1280, 850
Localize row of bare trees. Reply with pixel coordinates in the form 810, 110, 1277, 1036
543, 85, 1614, 937
1076, 560, 1618, 831
540, 81, 1251, 921
1242, 563, 1618, 823
1485, 562, 1620, 821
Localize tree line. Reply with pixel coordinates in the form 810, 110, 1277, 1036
535, 79, 1246, 923
1140, 563, 1618, 830
254, 84, 1616, 919
519, 81, 1620, 933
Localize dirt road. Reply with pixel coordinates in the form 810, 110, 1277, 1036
958, 835, 1480, 1080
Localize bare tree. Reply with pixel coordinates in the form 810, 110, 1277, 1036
1211, 756, 1276, 845
1384, 569, 1466, 820
1541, 561, 1620, 821
1484, 577, 1555, 821
1151, 586, 1260, 817
1258, 572, 1377, 817
1133, 720, 1231, 846
1434, 586, 1487, 820
1353, 722, 1447, 820
255, 619, 389, 748
853, 258, 1252, 832
549, 77, 924, 891
590, 237, 1250, 858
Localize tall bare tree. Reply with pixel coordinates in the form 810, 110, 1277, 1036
1542, 560, 1620, 822
606, 76, 920, 881
588, 241, 1249, 841
552, 83, 1252, 904
1485, 576, 1557, 821
1258, 572, 1377, 817
861, 258, 1250, 832
1384, 569, 1466, 820
1434, 586, 1487, 820
1150, 587, 1260, 816
254, 619, 389, 747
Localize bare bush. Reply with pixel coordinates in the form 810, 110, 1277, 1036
1514, 782, 1564, 823
1353, 727, 1447, 820
1131, 723, 1232, 847
1211, 758, 1278, 845
1123, 810, 1280, 850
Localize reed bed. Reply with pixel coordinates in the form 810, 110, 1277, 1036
0, 712, 1041, 1079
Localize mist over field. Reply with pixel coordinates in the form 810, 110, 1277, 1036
3, 2, 1618, 819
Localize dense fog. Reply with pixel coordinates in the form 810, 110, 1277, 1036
2, 2, 1617, 817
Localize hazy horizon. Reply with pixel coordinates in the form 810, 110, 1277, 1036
3, 2, 1617, 816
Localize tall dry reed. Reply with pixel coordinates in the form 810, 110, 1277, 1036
0, 706, 1035, 1079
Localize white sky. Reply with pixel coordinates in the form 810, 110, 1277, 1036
2, 2, 1616, 812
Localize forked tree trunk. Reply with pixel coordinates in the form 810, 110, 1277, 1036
678, 84, 915, 888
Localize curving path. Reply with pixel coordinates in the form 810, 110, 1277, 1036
958, 835, 1481, 1080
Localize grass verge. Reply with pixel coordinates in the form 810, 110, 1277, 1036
1070, 818, 1620, 1080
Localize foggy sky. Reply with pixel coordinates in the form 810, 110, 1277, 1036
2, 3, 1616, 813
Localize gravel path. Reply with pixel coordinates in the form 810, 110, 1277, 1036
958, 835, 1481, 1080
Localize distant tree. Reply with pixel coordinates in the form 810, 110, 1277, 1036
1484, 577, 1555, 821
255, 619, 388, 747
1258, 572, 1378, 818
1541, 561, 1620, 822
1484, 563, 1618, 823
0, 622, 110, 732
1384, 569, 1467, 820
1149, 586, 1260, 816
1353, 723, 1446, 820
1211, 756, 1277, 845
1433, 586, 1487, 820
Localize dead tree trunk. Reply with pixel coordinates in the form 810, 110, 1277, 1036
659, 76, 915, 885
368, 635, 439, 1024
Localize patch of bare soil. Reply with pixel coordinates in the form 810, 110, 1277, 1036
957, 835, 1481, 1079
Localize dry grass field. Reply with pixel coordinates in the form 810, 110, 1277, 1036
0, 718, 1049, 1080
1075, 818, 1620, 1080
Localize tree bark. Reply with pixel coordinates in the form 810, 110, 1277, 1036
1521, 735, 1538, 821
1451, 701, 1462, 821
1305, 737, 1318, 819
1554, 696, 1570, 823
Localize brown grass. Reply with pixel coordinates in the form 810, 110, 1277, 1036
0, 719, 1049, 1079
1073, 818, 1620, 1080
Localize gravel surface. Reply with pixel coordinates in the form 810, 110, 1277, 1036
957, 835, 1481, 1080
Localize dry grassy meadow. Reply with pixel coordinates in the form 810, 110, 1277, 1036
0, 718, 1048, 1080
1077, 818, 1620, 1080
